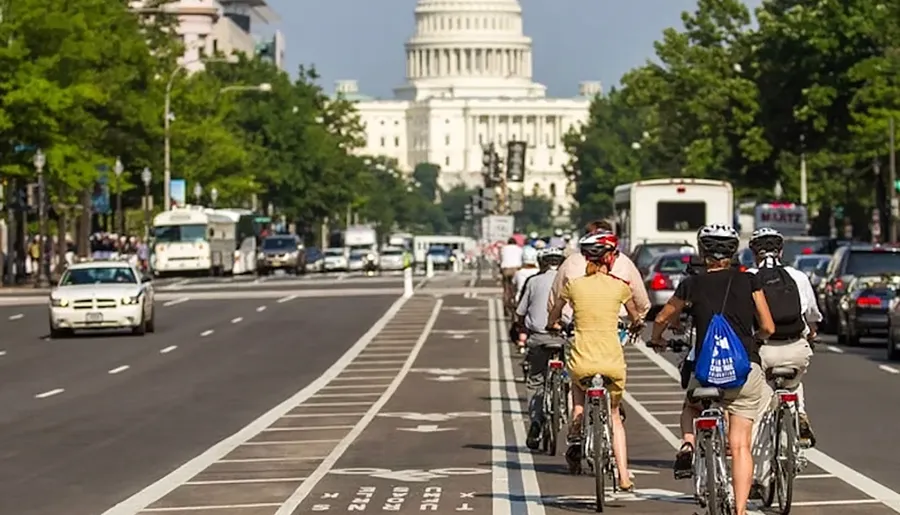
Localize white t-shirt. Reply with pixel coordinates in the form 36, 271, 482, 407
747, 265, 823, 336
513, 267, 540, 302
500, 244, 524, 268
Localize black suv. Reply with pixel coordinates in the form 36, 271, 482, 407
820, 245, 900, 333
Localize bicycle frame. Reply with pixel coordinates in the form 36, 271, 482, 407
541, 351, 568, 455
758, 374, 806, 513
583, 375, 617, 511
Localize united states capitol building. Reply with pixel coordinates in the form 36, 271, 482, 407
335, 0, 600, 217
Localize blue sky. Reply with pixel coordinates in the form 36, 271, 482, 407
263, 0, 762, 98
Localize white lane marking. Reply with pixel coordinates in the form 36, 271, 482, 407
331, 376, 396, 381
798, 473, 836, 479
488, 300, 510, 515
879, 364, 900, 374
649, 410, 682, 415
242, 439, 341, 446
826, 345, 844, 353
8, 313, 23, 320
311, 392, 382, 398
301, 401, 374, 407
631, 340, 900, 513
200, 330, 214, 337
160, 345, 177, 354
494, 299, 546, 514
277, 294, 297, 303
99, 294, 411, 515
256, 305, 267, 312
793, 500, 882, 506
0, 350, 6, 357
143, 503, 281, 512
320, 384, 391, 390
263, 425, 354, 432
35, 388, 64, 399
184, 477, 307, 486
108, 366, 130, 375
343, 367, 402, 372
273, 300, 442, 515
163, 297, 189, 307
283, 412, 366, 418
628, 391, 683, 395
231, 317, 243, 324
219, 456, 327, 464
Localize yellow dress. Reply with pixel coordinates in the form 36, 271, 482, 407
563, 273, 632, 404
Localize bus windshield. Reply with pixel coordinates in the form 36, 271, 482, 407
153, 224, 207, 243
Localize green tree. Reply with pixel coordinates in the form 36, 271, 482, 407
412, 162, 441, 202
516, 195, 554, 233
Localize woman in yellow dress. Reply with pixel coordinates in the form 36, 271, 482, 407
547, 230, 646, 490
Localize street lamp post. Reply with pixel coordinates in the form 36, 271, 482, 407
193, 183, 202, 205
210, 187, 218, 208
114, 157, 124, 234
164, 57, 273, 211
33, 149, 49, 288
141, 167, 152, 239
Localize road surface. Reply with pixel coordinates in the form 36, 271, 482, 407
0, 270, 897, 514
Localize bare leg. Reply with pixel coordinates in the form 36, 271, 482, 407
680, 402, 700, 446
570, 386, 585, 436
610, 403, 631, 487
729, 414, 754, 515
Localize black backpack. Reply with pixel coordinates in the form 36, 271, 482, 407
755, 266, 805, 339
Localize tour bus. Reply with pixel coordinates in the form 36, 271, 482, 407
211, 208, 261, 275
150, 206, 237, 277
613, 178, 734, 253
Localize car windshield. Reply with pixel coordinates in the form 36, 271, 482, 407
350, 250, 368, 259
635, 244, 691, 269
656, 254, 691, 274
846, 251, 900, 276
60, 266, 137, 286
153, 224, 207, 243
428, 247, 449, 255
325, 249, 344, 256
794, 256, 827, 272
782, 238, 828, 263
262, 237, 295, 250
381, 249, 403, 256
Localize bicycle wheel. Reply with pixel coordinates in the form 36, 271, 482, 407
540, 377, 553, 453
592, 402, 606, 512
702, 432, 721, 515
775, 406, 797, 514
548, 371, 561, 456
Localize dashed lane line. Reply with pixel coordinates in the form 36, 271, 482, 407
277, 294, 297, 303
162, 297, 189, 307
0, 350, 6, 357
8, 313, 23, 320
272, 299, 442, 515
35, 388, 64, 399
160, 346, 177, 354
257, 305, 267, 312
108, 366, 130, 375
99, 294, 412, 515
879, 364, 900, 374
826, 345, 844, 354
200, 329, 214, 337
231, 317, 243, 323
631, 340, 900, 512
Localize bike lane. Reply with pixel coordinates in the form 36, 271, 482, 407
289, 294, 497, 514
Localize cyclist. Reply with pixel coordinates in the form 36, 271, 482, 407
549, 228, 566, 249
547, 231, 642, 491
746, 227, 820, 447
547, 220, 649, 327
513, 246, 540, 303
650, 224, 774, 515
499, 237, 523, 312
516, 247, 567, 449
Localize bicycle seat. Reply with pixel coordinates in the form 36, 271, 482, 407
766, 366, 798, 380
688, 387, 724, 402
579, 375, 614, 388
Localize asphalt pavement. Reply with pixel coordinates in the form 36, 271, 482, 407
3, 269, 899, 515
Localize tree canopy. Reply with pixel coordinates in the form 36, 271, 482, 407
565, 0, 900, 236
0, 0, 451, 248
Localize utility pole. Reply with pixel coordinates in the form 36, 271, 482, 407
800, 134, 807, 205
890, 116, 897, 243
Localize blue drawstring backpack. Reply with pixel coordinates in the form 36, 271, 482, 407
694, 274, 752, 389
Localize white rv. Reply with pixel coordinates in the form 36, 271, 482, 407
210, 208, 260, 275
613, 178, 734, 253
151, 207, 236, 276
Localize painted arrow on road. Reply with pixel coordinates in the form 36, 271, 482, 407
397, 424, 456, 433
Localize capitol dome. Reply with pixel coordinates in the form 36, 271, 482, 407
395, 0, 545, 99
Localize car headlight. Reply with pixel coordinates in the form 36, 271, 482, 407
366, 254, 375, 261
50, 297, 69, 307
121, 296, 140, 305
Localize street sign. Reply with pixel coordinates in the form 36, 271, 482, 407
481, 214, 514, 243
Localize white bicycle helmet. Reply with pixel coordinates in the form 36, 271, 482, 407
579, 231, 619, 262
538, 247, 564, 259
749, 227, 784, 255
697, 224, 739, 260
533, 239, 547, 249
554, 228, 564, 236
522, 246, 539, 264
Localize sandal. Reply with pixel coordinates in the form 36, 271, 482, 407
673, 442, 694, 480
618, 481, 635, 492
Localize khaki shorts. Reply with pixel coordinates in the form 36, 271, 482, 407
501, 267, 518, 279
759, 338, 812, 390
686, 363, 767, 422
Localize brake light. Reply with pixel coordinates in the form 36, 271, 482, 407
676, 186, 686, 193
681, 255, 691, 263
695, 417, 718, 430
739, 265, 748, 272
833, 279, 844, 291
857, 296, 882, 307
587, 388, 605, 398
802, 248, 813, 255
548, 359, 564, 370
778, 392, 798, 403
650, 273, 670, 290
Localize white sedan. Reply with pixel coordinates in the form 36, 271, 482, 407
49, 261, 156, 338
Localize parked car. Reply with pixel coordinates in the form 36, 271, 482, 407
819, 244, 900, 333
426, 246, 453, 271
791, 253, 831, 277
644, 252, 694, 313
630, 242, 695, 277
837, 274, 900, 346
379, 247, 407, 271
322, 247, 348, 272
305, 247, 324, 272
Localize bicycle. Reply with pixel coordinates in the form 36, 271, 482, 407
541, 344, 569, 456
757, 366, 807, 514
687, 386, 736, 515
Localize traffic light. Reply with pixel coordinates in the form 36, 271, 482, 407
834, 205, 844, 219
477, 186, 495, 214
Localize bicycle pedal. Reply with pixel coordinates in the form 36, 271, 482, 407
673, 469, 693, 480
